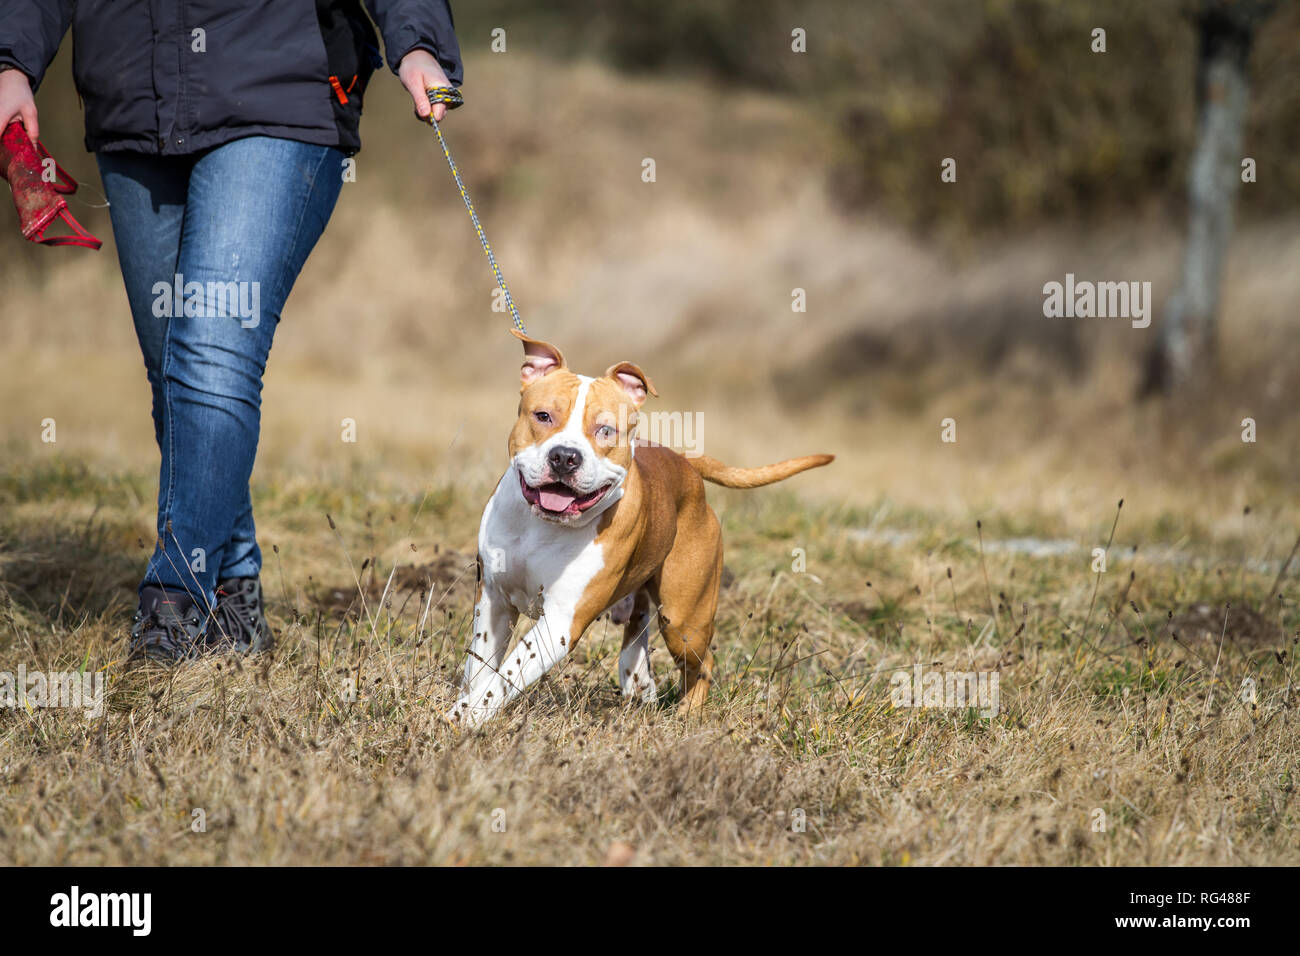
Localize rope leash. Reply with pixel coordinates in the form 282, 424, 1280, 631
425, 86, 526, 335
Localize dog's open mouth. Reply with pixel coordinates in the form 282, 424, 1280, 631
519, 472, 611, 517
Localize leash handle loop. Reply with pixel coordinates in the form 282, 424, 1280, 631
424, 86, 525, 335
426, 86, 464, 111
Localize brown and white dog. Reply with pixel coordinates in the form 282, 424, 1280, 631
446, 330, 832, 726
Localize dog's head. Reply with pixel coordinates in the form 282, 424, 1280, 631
507, 329, 657, 526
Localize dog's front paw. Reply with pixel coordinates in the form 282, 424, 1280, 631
619, 672, 658, 705
445, 696, 495, 729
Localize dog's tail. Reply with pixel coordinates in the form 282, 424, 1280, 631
687, 453, 833, 489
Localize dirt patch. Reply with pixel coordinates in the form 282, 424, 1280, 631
315, 546, 476, 620
1169, 601, 1287, 650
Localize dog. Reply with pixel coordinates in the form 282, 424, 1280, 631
446, 330, 832, 726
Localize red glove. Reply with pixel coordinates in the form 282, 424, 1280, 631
0, 121, 102, 249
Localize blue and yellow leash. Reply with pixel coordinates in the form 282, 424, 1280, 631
425, 86, 526, 336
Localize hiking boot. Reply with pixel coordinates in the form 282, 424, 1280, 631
207, 576, 273, 654
130, 586, 206, 662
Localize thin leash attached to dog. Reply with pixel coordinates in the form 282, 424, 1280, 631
424, 86, 527, 337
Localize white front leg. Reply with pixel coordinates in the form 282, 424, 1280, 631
496, 602, 574, 708
619, 603, 657, 703
450, 601, 575, 726
448, 585, 517, 726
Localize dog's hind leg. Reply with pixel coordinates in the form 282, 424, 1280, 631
653, 505, 723, 713
618, 588, 657, 703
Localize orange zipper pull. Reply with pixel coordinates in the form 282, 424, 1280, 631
328, 75, 348, 105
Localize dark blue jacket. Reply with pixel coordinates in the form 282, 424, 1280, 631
0, 0, 462, 155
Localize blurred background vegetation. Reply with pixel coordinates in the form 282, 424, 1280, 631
463, 0, 1300, 236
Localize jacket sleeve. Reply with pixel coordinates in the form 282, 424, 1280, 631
0, 0, 74, 92
364, 0, 463, 85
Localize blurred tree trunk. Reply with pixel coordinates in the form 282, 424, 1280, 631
1141, 0, 1277, 396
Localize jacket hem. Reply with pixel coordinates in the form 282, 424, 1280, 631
86, 125, 359, 157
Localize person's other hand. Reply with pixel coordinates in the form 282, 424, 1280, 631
0, 68, 38, 141
397, 49, 452, 122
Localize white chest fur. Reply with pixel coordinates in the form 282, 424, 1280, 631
478, 466, 606, 616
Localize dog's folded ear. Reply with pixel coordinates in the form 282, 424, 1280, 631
512, 328, 566, 389
605, 361, 658, 407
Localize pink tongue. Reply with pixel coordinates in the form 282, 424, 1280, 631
539, 488, 577, 512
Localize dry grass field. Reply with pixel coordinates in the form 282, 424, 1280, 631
1, 455, 1298, 865
2, 42, 1299, 865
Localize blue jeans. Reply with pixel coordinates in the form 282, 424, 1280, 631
97, 136, 344, 610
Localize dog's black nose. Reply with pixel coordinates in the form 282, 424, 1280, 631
547, 445, 583, 475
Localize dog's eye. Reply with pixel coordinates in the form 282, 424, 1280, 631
533, 410, 552, 424
595, 424, 616, 444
